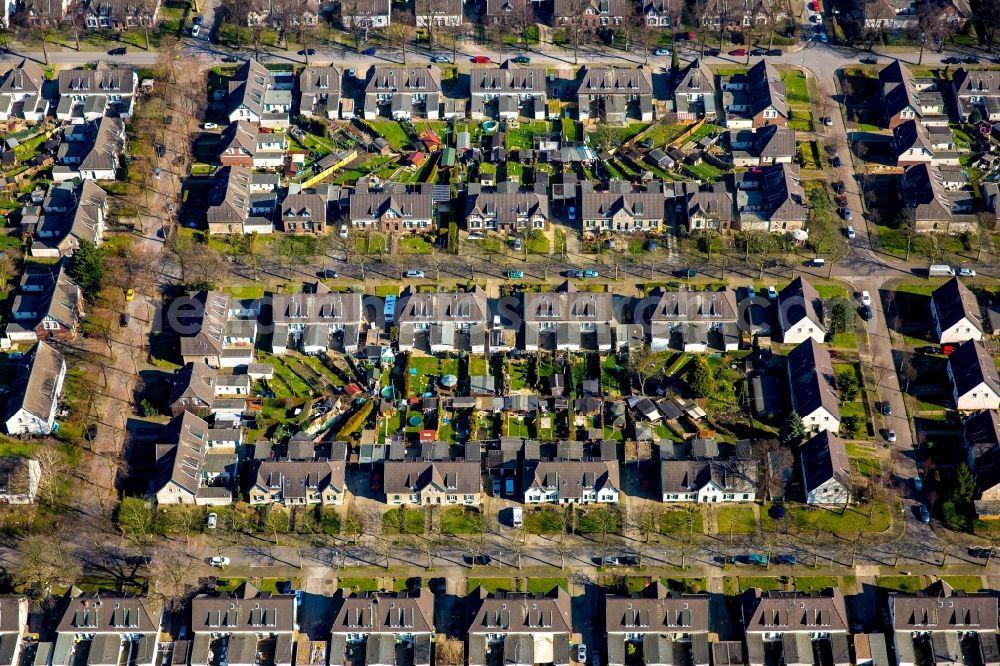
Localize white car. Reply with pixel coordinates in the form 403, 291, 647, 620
191, 24, 200, 36
860, 290, 872, 306
887, 429, 897, 443
403, 269, 425, 278
959, 268, 976, 277
767, 285, 778, 299
846, 225, 856, 239
210, 556, 230, 567
203, 122, 219, 130
207, 512, 218, 529
431, 55, 451, 63
578, 645, 587, 663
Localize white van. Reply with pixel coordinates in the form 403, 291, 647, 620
512, 507, 523, 528
928, 264, 956, 277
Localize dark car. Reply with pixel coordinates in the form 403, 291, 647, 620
832, 155, 841, 167
429, 578, 446, 595
750, 48, 767, 56
881, 401, 892, 416
298, 48, 316, 55
475, 553, 492, 565
774, 554, 797, 565
125, 555, 152, 566
319, 269, 338, 278
916, 345, 940, 354
767, 49, 783, 56
361, 47, 377, 56
674, 268, 697, 278
222, 55, 240, 62
833, 180, 845, 194
860, 55, 878, 64
859, 305, 873, 321
620, 555, 641, 566
970, 547, 997, 559
706, 48, 721, 56
156, 144, 166, 157
370, 472, 381, 491
942, 56, 961, 64
408, 577, 423, 592
108, 47, 127, 55
278, 580, 293, 594
771, 503, 786, 519
713, 555, 737, 564
565, 269, 583, 278
965, 55, 981, 64
120, 313, 130, 327
193, 14, 203, 24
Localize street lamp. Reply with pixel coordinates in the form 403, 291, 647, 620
918, 31, 926, 65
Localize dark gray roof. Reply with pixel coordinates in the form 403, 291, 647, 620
5, 341, 64, 425
949, 339, 1000, 401
932, 277, 982, 335
779, 277, 824, 330
578, 65, 651, 95
330, 590, 435, 634
605, 583, 708, 634
467, 588, 572, 635
741, 589, 849, 633
56, 594, 158, 634
191, 584, 296, 633
799, 431, 850, 494
523, 460, 619, 498
786, 338, 840, 421
890, 581, 998, 631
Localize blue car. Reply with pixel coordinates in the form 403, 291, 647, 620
361, 47, 376, 56
747, 285, 756, 299
774, 554, 797, 565
583, 269, 599, 278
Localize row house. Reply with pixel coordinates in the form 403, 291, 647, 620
218, 120, 288, 169
554, 0, 629, 28
660, 459, 756, 502
246, 0, 319, 27
27, 179, 108, 257
349, 191, 434, 233
523, 282, 614, 352
396, 286, 489, 354
900, 163, 976, 234
340, 0, 390, 28
891, 120, 959, 167
7, 260, 84, 344
249, 459, 346, 506
952, 67, 1000, 122
522, 459, 620, 504
0, 58, 49, 121
969, 411, 1000, 518
879, 60, 946, 129
741, 589, 849, 666
383, 460, 483, 506
580, 190, 665, 236
271, 289, 363, 355
648, 289, 739, 353
52, 593, 160, 666
416, 0, 462, 26
576, 66, 653, 123
673, 59, 717, 121
889, 581, 997, 666
465, 192, 550, 234
686, 190, 734, 232
190, 584, 296, 666
483, 0, 528, 24
227, 59, 293, 127
728, 126, 796, 167
722, 61, 788, 129
13, 0, 72, 27
786, 338, 841, 434
53, 116, 126, 181
329, 590, 436, 666
467, 588, 573, 666
153, 411, 238, 506
364, 66, 441, 120
206, 166, 278, 235
56, 64, 137, 120
179, 290, 260, 369
280, 192, 328, 234
777, 277, 826, 344
735, 163, 807, 233
606, 583, 709, 666
3, 341, 66, 436
931, 277, 983, 344
864, 0, 970, 30
82, 0, 159, 30
470, 61, 548, 120
642, 0, 675, 26
947, 339, 1000, 411
298, 65, 342, 120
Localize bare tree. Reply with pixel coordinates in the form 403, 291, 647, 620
146, 541, 200, 610
509, 1, 536, 49
11, 533, 82, 602
977, 0, 1000, 51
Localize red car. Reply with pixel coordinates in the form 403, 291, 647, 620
371, 472, 381, 491
810, 1, 820, 10
729, 48, 747, 56
472, 55, 491, 63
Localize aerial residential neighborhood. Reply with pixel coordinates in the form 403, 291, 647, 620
4, 0, 1000, 664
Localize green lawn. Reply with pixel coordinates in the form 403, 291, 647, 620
793, 576, 840, 593
468, 578, 513, 593
526, 233, 550, 255
382, 508, 425, 535
738, 576, 783, 592
370, 121, 413, 150
663, 577, 708, 593
799, 141, 822, 170
787, 503, 890, 534
469, 357, 489, 375
440, 507, 482, 535
338, 577, 381, 592
577, 508, 621, 534
683, 161, 725, 182
526, 577, 567, 594
788, 110, 814, 132
400, 236, 433, 254
717, 506, 758, 534
876, 576, 925, 593
942, 576, 984, 592
660, 508, 704, 534
524, 507, 564, 535
782, 69, 811, 106
829, 331, 858, 349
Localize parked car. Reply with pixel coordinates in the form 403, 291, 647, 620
125, 288, 135, 301
505, 478, 514, 495
475, 553, 492, 565
767, 49, 783, 56
193, 14, 203, 24
859, 305, 872, 321
298, 48, 316, 56
750, 48, 767, 56
371, 472, 381, 491
842, 207, 852, 221
774, 554, 797, 565
408, 577, 423, 592
653, 48, 671, 56
729, 48, 747, 56
959, 267, 976, 277
156, 144, 167, 157
203, 122, 219, 129
492, 479, 501, 495
601, 556, 619, 565
583, 269, 599, 278
108, 47, 127, 55
578, 645, 587, 663
222, 55, 240, 62
747, 553, 768, 566
675, 268, 697, 278
507, 270, 524, 279
210, 556, 230, 567
125, 555, 152, 566
191, 24, 200, 36
919, 505, 930, 523
592, 654, 600, 666
914, 476, 924, 492
620, 555, 640, 565
833, 180, 845, 194
361, 47, 377, 56
965, 55, 982, 64
970, 547, 996, 558
565, 269, 583, 278
942, 56, 961, 64
511, 55, 531, 63
772, 503, 786, 519
916, 345, 940, 354
431, 55, 451, 63
120, 313, 131, 327
846, 226, 856, 239
429, 578, 446, 595
832, 155, 841, 167
319, 269, 338, 278
207, 512, 218, 529
472, 55, 491, 63
887, 429, 897, 443
818, 31, 828, 42
860, 55, 878, 64
767, 285, 778, 299
403, 269, 425, 278
881, 401, 892, 416
860, 290, 871, 306
706, 48, 721, 56
823, 116, 834, 126
746, 285, 756, 299
512, 238, 522, 251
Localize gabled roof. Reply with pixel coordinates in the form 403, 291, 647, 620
746, 60, 788, 118
4, 341, 64, 425
742, 588, 849, 633
650, 289, 738, 323
787, 338, 840, 421
581, 191, 665, 221
554, 0, 629, 16
192, 583, 296, 633
522, 282, 613, 324
78, 116, 126, 172
271, 291, 362, 325
56, 594, 159, 634
349, 192, 433, 222
330, 590, 435, 634
471, 64, 547, 96
761, 163, 807, 221
687, 191, 734, 224
467, 587, 573, 634
11, 260, 81, 330
396, 287, 488, 324
890, 581, 998, 632
281, 193, 327, 226
57, 65, 135, 96
415, 0, 462, 16
948, 339, 1000, 399
298, 66, 342, 95
953, 68, 1000, 96
932, 277, 982, 335
228, 59, 272, 118
606, 583, 709, 634
522, 460, 620, 498
660, 460, 754, 495
799, 431, 850, 494
755, 125, 796, 160
578, 66, 652, 96
155, 411, 212, 495
778, 276, 824, 331
179, 291, 233, 358
170, 362, 217, 407
365, 66, 441, 94
0, 58, 45, 95
674, 59, 716, 95
383, 460, 481, 495
466, 193, 549, 226
252, 460, 345, 497
880, 59, 920, 119
892, 119, 932, 158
